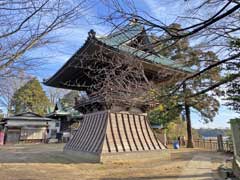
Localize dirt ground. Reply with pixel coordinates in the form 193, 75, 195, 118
0, 143, 232, 180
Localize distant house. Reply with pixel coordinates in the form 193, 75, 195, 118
46, 101, 83, 135
1, 112, 59, 144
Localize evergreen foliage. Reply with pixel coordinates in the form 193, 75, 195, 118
226, 80, 240, 113
11, 78, 50, 115
152, 24, 221, 123
148, 87, 182, 127
149, 24, 221, 147
166, 118, 187, 141
225, 39, 240, 113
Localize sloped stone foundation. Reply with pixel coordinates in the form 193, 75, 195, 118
64, 111, 166, 162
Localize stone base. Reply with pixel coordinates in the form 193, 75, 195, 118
101, 149, 170, 163
64, 110, 166, 163
64, 149, 170, 163
64, 149, 100, 163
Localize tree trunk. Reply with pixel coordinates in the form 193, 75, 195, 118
183, 83, 194, 148
184, 101, 194, 148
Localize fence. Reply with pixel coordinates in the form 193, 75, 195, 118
193, 138, 234, 153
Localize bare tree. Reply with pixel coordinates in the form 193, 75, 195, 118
99, 0, 240, 94
45, 87, 69, 105
55, 32, 186, 113
0, 0, 91, 77
63, 44, 151, 108
96, 0, 240, 148
0, 72, 32, 115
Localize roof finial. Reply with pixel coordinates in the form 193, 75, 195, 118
88, 29, 96, 38
130, 18, 138, 25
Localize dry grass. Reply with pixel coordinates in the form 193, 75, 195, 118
0, 143, 230, 180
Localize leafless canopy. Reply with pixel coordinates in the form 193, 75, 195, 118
99, 0, 240, 96
63, 42, 152, 108
0, 0, 90, 77
45, 87, 69, 105
0, 72, 32, 114
55, 34, 190, 111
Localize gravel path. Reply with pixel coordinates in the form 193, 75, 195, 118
177, 154, 216, 180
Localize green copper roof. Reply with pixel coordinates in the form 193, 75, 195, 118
97, 23, 194, 73
98, 23, 144, 46
46, 100, 82, 118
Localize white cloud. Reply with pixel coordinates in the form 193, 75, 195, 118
140, 0, 193, 25
142, 0, 167, 20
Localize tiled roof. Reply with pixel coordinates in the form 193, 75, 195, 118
98, 23, 144, 46
46, 100, 82, 118
97, 23, 194, 73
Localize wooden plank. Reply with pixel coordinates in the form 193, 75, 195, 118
115, 113, 125, 152
127, 114, 140, 151
121, 113, 132, 151
143, 115, 156, 150
108, 113, 118, 152
132, 114, 145, 150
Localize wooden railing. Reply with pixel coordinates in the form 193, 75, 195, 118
222, 140, 234, 153
193, 139, 234, 153
193, 139, 218, 151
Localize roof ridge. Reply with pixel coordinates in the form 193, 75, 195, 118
14, 111, 43, 117
98, 23, 144, 46
96, 37, 194, 73
108, 23, 143, 37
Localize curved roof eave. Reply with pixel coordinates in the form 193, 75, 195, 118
43, 37, 93, 87
94, 37, 195, 74
44, 34, 195, 89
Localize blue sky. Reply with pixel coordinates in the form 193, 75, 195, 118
191, 105, 238, 129
29, 0, 238, 129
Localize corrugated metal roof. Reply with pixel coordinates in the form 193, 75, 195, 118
14, 112, 43, 117
3, 117, 53, 121
3, 112, 54, 121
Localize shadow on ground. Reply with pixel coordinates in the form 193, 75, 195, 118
0, 143, 230, 164
0, 144, 229, 180
0, 143, 83, 164
100, 172, 213, 180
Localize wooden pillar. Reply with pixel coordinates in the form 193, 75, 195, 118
209, 139, 212, 150
217, 134, 224, 152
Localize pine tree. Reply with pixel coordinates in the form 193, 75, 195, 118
226, 80, 240, 113
11, 78, 50, 115
152, 24, 221, 147
225, 39, 240, 113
